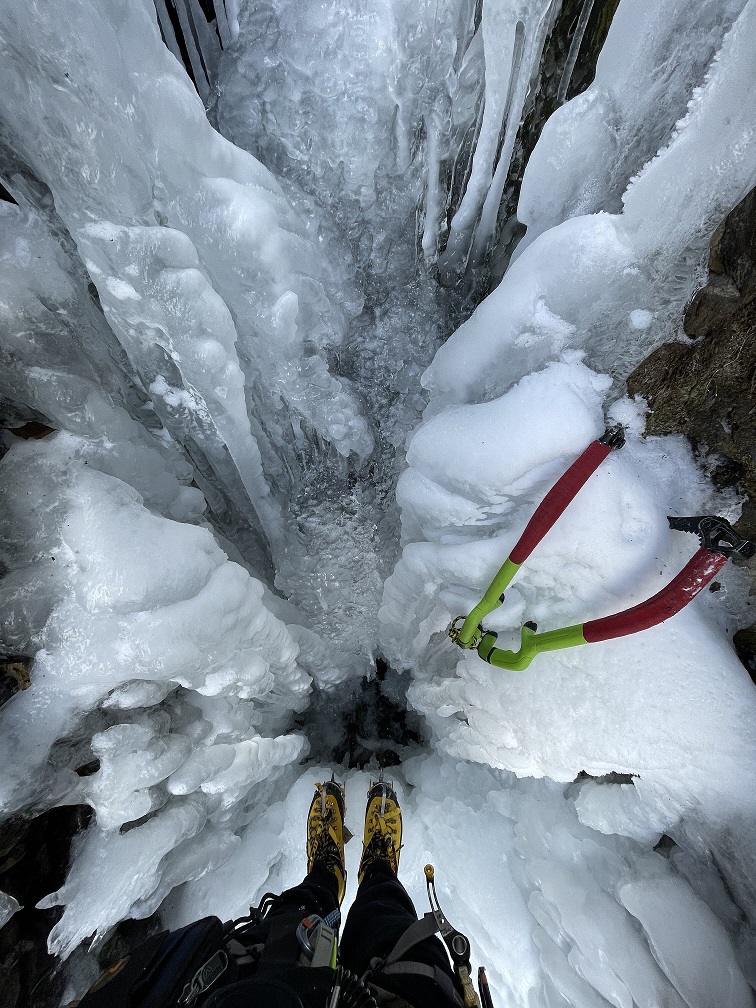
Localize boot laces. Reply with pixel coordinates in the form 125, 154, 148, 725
361, 814, 399, 871
309, 806, 342, 869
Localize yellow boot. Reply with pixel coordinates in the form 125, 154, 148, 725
307, 780, 347, 903
358, 780, 402, 882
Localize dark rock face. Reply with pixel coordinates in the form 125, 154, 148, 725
300, 659, 426, 770
627, 186, 756, 538
734, 626, 756, 685
0, 800, 161, 1008
0, 657, 31, 709
627, 186, 756, 677
0, 806, 92, 1008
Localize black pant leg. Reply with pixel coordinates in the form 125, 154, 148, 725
340, 864, 460, 1008
241, 864, 340, 945
268, 864, 340, 923
224, 866, 340, 1008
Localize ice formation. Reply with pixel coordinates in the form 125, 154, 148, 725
513, 0, 751, 256
0, 0, 371, 577
425, 0, 756, 407
1, 0, 756, 1005
0, 426, 318, 955
165, 761, 756, 1008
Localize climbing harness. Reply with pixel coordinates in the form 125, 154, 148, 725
362, 863, 489, 1008
75, 866, 486, 1008
449, 426, 755, 670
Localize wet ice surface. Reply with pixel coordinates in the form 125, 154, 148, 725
1, 0, 756, 1005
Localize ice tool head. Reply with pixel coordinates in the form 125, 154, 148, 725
667, 515, 755, 559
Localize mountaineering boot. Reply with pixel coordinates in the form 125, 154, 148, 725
307, 779, 347, 903
358, 779, 402, 882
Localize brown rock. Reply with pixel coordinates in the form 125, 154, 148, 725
683, 273, 740, 339
628, 185, 756, 684
7, 422, 55, 440
628, 186, 756, 542
0, 657, 31, 710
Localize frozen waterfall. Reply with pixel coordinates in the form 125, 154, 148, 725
1, 0, 756, 1005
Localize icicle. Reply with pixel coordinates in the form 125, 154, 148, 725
186, 0, 222, 85
557, 0, 597, 104
171, 0, 210, 101
469, 19, 525, 266
471, 0, 557, 266
440, 0, 559, 278
211, 0, 232, 49
224, 0, 241, 41
422, 105, 443, 260
154, 0, 184, 65
439, 1, 519, 279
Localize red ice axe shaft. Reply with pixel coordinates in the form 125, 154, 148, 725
452, 426, 625, 647
474, 516, 752, 670
583, 547, 728, 642
510, 432, 620, 564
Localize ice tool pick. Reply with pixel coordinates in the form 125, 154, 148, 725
449, 426, 755, 671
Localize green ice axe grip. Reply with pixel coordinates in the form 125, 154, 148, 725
457, 558, 520, 645
477, 624, 587, 671
456, 436, 616, 647
477, 548, 729, 669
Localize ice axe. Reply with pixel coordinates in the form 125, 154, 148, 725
449, 427, 754, 670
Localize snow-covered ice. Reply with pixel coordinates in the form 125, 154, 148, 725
425, 0, 756, 403
513, 0, 750, 257
163, 759, 755, 1007
1, 0, 756, 1004
0, 429, 317, 955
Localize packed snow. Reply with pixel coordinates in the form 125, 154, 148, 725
1, 0, 755, 1006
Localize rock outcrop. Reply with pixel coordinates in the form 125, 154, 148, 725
628, 186, 756, 677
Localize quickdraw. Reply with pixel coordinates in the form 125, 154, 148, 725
449, 426, 755, 671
